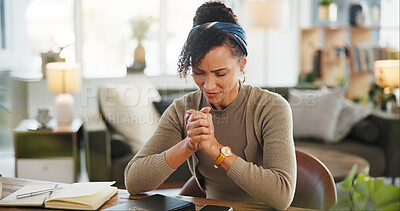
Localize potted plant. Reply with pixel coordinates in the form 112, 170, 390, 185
128, 16, 155, 73
330, 165, 400, 210
319, 0, 337, 22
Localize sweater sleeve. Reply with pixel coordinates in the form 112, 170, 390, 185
124, 101, 185, 194
226, 95, 296, 210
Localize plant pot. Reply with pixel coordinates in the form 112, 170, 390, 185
318, 3, 337, 22
128, 41, 146, 73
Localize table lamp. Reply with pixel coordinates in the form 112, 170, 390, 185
46, 62, 82, 126
242, 0, 289, 84
374, 60, 400, 111
243, 0, 289, 30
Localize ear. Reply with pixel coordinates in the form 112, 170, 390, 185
240, 57, 247, 71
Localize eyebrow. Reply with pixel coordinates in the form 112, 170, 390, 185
194, 67, 228, 72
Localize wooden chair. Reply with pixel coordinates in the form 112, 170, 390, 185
180, 150, 337, 210
292, 149, 337, 210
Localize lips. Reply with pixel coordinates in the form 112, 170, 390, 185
204, 91, 219, 98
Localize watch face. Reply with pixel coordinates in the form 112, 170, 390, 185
221, 146, 232, 156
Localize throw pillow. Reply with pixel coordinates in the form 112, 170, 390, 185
99, 75, 161, 152
332, 99, 371, 143
289, 88, 345, 143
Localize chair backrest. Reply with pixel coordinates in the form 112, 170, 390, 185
179, 176, 206, 198
179, 149, 337, 210
292, 149, 337, 210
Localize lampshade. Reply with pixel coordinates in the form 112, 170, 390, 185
374, 60, 400, 88
243, 0, 289, 30
46, 62, 82, 94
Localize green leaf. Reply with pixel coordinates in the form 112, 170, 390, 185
355, 172, 370, 185
354, 183, 369, 198
319, 0, 335, 5
373, 185, 400, 208
341, 165, 358, 190
354, 191, 364, 202
370, 178, 384, 197
382, 202, 400, 211
330, 197, 352, 211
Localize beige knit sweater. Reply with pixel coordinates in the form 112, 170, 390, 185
124, 84, 296, 210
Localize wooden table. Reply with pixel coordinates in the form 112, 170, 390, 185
1, 177, 307, 211
297, 147, 370, 181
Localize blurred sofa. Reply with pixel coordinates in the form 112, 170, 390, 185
268, 87, 399, 178
83, 74, 192, 187
83, 82, 399, 187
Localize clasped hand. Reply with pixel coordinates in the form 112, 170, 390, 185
184, 107, 217, 152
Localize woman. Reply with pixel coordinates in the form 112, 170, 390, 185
124, 2, 296, 210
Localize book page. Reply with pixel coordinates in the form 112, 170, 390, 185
45, 186, 117, 210
48, 182, 115, 200
0, 183, 66, 207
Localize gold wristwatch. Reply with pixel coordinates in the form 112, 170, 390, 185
214, 146, 232, 168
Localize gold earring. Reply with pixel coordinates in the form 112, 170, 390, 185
239, 71, 246, 83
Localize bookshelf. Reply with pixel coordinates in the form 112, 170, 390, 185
299, 26, 380, 100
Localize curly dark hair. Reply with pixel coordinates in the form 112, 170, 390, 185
177, 1, 245, 78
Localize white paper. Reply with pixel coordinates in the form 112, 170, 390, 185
0, 183, 65, 206
49, 182, 115, 200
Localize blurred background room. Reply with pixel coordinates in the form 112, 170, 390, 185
0, 0, 399, 197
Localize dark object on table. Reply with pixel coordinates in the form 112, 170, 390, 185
199, 204, 233, 211
103, 194, 195, 211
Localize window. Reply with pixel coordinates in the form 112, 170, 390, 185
81, 0, 160, 78
81, 0, 236, 77
380, 0, 399, 50
5, 0, 241, 78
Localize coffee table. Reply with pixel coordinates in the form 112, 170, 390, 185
297, 147, 370, 181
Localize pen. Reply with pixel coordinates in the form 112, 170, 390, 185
16, 186, 63, 199
43, 184, 58, 202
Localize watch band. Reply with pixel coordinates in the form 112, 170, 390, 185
214, 153, 226, 168
214, 146, 232, 168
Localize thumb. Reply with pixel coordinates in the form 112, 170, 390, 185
200, 106, 211, 114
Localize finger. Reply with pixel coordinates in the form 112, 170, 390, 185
184, 109, 195, 125
187, 127, 211, 137
205, 113, 214, 133
184, 113, 191, 126
188, 112, 207, 123
200, 106, 211, 114
189, 134, 211, 144
188, 119, 210, 129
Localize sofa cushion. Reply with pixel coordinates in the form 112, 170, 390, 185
289, 88, 345, 143
332, 99, 371, 143
99, 74, 161, 152
348, 119, 380, 144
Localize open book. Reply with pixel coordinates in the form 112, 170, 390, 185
0, 182, 117, 210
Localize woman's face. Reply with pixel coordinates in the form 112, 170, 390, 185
192, 45, 246, 110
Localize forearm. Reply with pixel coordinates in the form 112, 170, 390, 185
124, 151, 175, 195
227, 158, 295, 210
125, 137, 196, 194
165, 137, 196, 169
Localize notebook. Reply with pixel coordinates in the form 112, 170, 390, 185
103, 194, 196, 211
0, 182, 117, 210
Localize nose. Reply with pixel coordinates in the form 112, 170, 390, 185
204, 74, 216, 91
